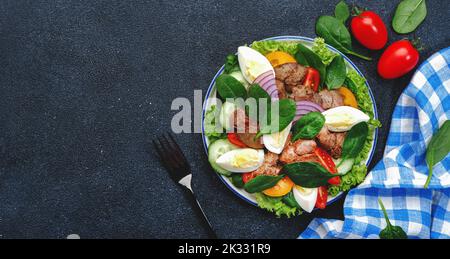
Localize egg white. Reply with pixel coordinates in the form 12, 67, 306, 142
262, 122, 292, 154
322, 106, 370, 132
215, 149, 265, 173
293, 186, 318, 213
237, 46, 274, 84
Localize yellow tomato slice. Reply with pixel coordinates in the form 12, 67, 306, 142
263, 176, 294, 197
265, 51, 296, 68
338, 87, 358, 108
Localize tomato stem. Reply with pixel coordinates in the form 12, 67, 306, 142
351, 5, 366, 16
409, 37, 425, 52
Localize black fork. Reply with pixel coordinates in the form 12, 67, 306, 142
153, 133, 218, 239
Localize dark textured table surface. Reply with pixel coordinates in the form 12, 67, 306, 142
0, 0, 448, 239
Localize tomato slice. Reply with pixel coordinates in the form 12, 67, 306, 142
242, 172, 255, 184
263, 176, 294, 197
314, 147, 340, 185
227, 133, 247, 148
315, 186, 328, 209
302, 67, 320, 92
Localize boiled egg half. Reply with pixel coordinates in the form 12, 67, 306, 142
238, 46, 274, 84
262, 122, 292, 154
216, 149, 265, 173
322, 106, 370, 132
293, 186, 318, 213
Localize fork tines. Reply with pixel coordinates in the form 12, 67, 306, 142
153, 133, 190, 182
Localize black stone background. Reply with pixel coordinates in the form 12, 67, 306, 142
0, 0, 448, 238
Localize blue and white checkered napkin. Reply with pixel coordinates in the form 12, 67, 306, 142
300, 47, 450, 239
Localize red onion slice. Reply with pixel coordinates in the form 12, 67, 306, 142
294, 101, 325, 122
254, 70, 279, 100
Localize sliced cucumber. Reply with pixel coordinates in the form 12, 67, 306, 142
229, 71, 250, 89
333, 158, 355, 175
208, 139, 238, 176
219, 101, 237, 131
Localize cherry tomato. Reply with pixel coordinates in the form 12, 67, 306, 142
315, 186, 328, 210
378, 40, 420, 79
227, 133, 247, 148
350, 10, 388, 50
263, 177, 294, 197
242, 172, 255, 184
302, 67, 320, 92
314, 147, 340, 185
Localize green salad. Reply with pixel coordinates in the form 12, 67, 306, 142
204, 37, 380, 217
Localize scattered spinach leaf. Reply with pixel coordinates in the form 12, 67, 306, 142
316, 16, 371, 61
257, 98, 296, 138
216, 74, 247, 99
325, 55, 347, 89
335, 1, 350, 23
295, 43, 327, 87
282, 162, 335, 188
392, 0, 427, 34
244, 175, 284, 193
292, 112, 325, 141
378, 198, 408, 239
425, 120, 450, 188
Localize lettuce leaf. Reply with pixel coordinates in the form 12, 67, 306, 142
204, 105, 227, 143
312, 37, 337, 65
254, 193, 301, 218
251, 41, 299, 56
224, 54, 240, 74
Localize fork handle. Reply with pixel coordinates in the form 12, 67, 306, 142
183, 188, 218, 239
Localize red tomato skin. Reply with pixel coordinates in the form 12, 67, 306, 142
351, 11, 388, 50
302, 67, 320, 92
314, 147, 340, 185
315, 186, 328, 209
242, 173, 254, 184
227, 133, 247, 148
378, 40, 420, 79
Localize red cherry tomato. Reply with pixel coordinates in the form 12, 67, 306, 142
315, 186, 328, 210
350, 11, 388, 50
378, 40, 420, 79
227, 133, 247, 148
242, 172, 255, 184
302, 67, 320, 92
314, 147, 340, 185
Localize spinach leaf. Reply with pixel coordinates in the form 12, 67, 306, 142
283, 162, 335, 188
282, 191, 301, 209
378, 198, 408, 239
295, 43, 327, 87
325, 55, 347, 89
292, 112, 325, 141
216, 74, 247, 99
425, 120, 450, 188
244, 175, 284, 193
231, 174, 245, 188
257, 98, 296, 138
392, 0, 427, 34
247, 83, 271, 117
224, 54, 241, 74
340, 121, 369, 163
316, 16, 371, 61
335, 1, 350, 23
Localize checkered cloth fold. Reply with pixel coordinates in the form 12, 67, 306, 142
300, 47, 450, 239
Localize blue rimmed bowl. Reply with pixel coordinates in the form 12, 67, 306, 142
201, 36, 378, 209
